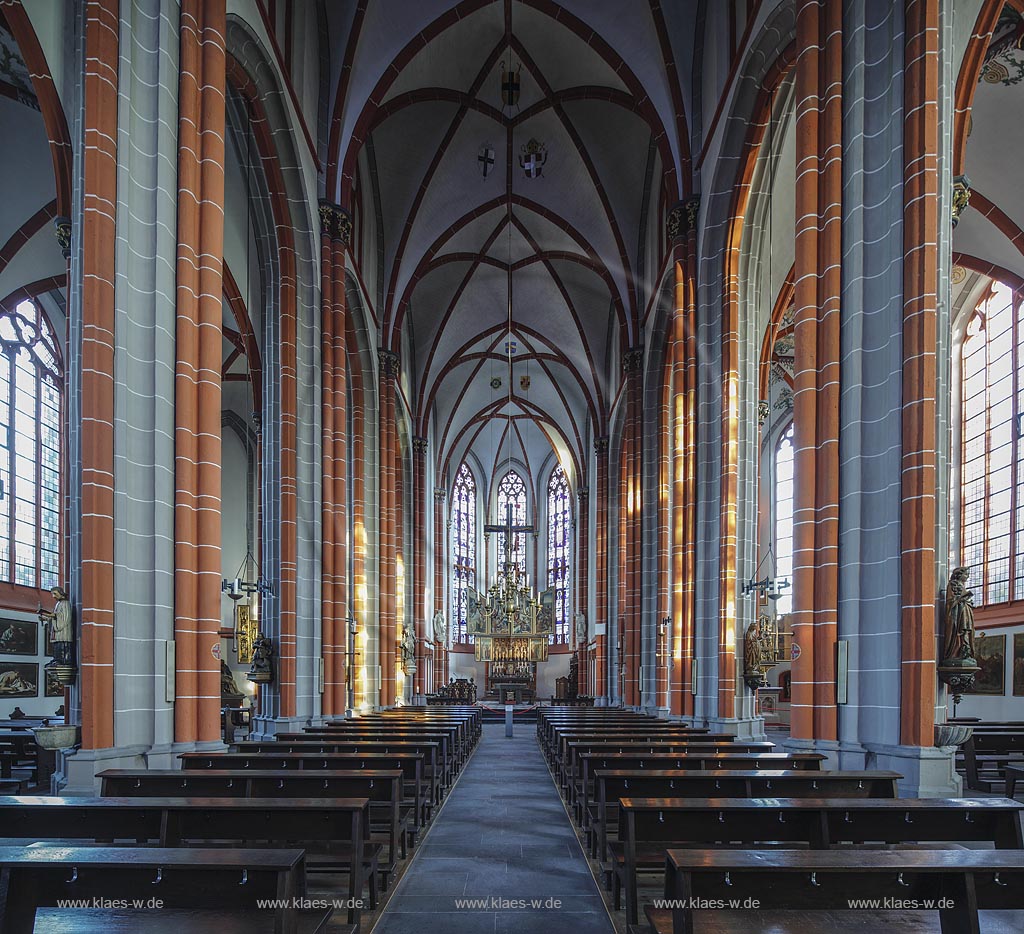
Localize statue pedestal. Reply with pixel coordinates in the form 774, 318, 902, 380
505, 704, 514, 738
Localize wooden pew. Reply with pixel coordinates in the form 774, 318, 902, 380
98, 768, 411, 867
961, 731, 1024, 791
562, 740, 771, 798
652, 848, 1024, 934
179, 751, 431, 826
255, 734, 457, 788
589, 769, 903, 861
573, 751, 825, 815
31, 907, 338, 934
0, 846, 322, 934
553, 728, 717, 771
295, 726, 465, 769
616, 795, 1024, 924
0, 796, 370, 925
227, 741, 446, 807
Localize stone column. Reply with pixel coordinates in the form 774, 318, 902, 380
378, 349, 400, 707
576, 487, 589, 696
174, 0, 226, 745
669, 198, 699, 718
433, 486, 447, 690
76, 0, 119, 752
319, 201, 350, 716
621, 348, 643, 707
790, 0, 843, 745
412, 437, 428, 699
594, 436, 610, 702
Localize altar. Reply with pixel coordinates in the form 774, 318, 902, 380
493, 682, 534, 704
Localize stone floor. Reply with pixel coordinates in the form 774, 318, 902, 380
371, 722, 615, 934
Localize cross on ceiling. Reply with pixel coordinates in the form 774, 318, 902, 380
484, 502, 534, 573
478, 147, 494, 175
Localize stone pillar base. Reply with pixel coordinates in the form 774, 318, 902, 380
862, 742, 961, 797
704, 716, 767, 741
57, 744, 151, 795
250, 715, 314, 740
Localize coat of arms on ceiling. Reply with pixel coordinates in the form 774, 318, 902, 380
519, 138, 547, 178
478, 144, 495, 178
981, 7, 1024, 86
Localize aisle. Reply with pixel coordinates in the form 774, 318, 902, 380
372, 722, 615, 934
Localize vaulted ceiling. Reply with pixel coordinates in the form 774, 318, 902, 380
329, 0, 691, 499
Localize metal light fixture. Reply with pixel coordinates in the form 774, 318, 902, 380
222, 549, 274, 601
742, 545, 789, 601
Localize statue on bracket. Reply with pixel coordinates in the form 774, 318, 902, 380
433, 609, 447, 646
38, 586, 76, 686
938, 566, 982, 710
401, 622, 416, 674
575, 611, 587, 646
247, 635, 274, 684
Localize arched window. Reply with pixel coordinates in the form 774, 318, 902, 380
450, 463, 476, 643
774, 423, 794, 617
961, 281, 1022, 605
0, 299, 62, 592
496, 469, 527, 577
547, 465, 571, 644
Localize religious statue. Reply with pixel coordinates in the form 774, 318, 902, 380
575, 611, 587, 646
220, 660, 244, 704
942, 567, 979, 664
400, 622, 416, 674
433, 610, 447, 645
743, 620, 768, 690
38, 587, 73, 666
247, 635, 274, 683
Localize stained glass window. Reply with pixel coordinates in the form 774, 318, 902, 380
774, 423, 794, 617
496, 470, 527, 577
961, 281, 1024, 605
0, 299, 62, 591
547, 465, 571, 644
450, 462, 476, 643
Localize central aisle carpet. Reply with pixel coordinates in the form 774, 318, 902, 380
372, 721, 616, 934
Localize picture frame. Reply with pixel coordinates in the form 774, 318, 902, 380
0, 662, 38, 697
0, 618, 37, 657
968, 633, 1006, 695
1012, 632, 1024, 697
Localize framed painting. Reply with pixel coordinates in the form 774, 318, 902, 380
528, 638, 548, 663
474, 638, 493, 663
968, 633, 1006, 695
44, 665, 64, 697
0, 618, 37, 657
1013, 632, 1024, 697
0, 662, 38, 697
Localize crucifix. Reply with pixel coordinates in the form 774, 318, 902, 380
484, 503, 535, 577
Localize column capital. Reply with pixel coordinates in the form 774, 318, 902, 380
622, 345, 644, 374
434, 487, 447, 501
594, 436, 609, 455
951, 175, 971, 228
318, 200, 352, 244
576, 487, 589, 502
412, 436, 428, 455
666, 195, 700, 242
378, 348, 401, 380
53, 216, 71, 260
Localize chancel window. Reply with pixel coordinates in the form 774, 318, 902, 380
961, 281, 1023, 605
774, 423, 794, 617
547, 465, 571, 644
450, 462, 476, 643
496, 470, 528, 577
0, 300, 62, 591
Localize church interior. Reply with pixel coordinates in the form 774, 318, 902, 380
2, 0, 1024, 931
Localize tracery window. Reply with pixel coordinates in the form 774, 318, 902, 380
0, 300, 62, 592
547, 465, 571, 644
496, 470, 528, 577
450, 463, 476, 642
774, 423, 794, 617
961, 281, 1023, 605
